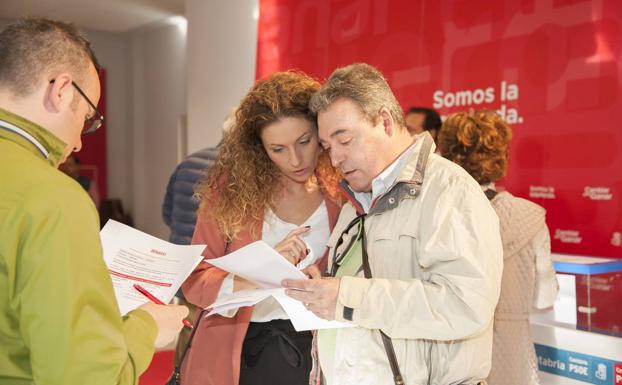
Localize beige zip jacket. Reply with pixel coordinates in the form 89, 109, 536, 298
322, 134, 504, 385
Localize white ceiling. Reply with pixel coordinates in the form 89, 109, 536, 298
0, 0, 185, 33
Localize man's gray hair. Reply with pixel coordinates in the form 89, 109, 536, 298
310, 63, 406, 128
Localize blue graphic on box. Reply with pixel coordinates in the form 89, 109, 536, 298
535, 344, 619, 384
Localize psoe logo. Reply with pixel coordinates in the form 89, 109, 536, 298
612, 232, 621, 247
582, 186, 613, 201
554, 229, 582, 244
568, 356, 589, 377
595, 363, 607, 381
530, 185, 556, 199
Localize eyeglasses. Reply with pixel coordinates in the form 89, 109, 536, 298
49, 79, 104, 135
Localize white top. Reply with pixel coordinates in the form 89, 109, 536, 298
216, 200, 330, 322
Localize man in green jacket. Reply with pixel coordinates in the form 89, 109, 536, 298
0, 19, 188, 385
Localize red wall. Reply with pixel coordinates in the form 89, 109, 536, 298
77, 69, 108, 200
256, 0, 622, 258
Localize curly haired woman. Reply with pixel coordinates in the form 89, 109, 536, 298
180, 71, 341, 385
438, 110, 559, 385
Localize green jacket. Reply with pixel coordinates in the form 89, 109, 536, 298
0, 108, 157, 385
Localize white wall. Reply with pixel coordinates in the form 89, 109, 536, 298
89, 23, 187, 239
86, 30, 133, 214
185, 0, 258, 153
128, 21, 187, 238
3, 4, 259, 239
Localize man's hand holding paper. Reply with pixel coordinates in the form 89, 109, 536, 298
100, 220, 206, 316
205, 240, 352, 331
282, 276, 341, 321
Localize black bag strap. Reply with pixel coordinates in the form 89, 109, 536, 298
360, 215, 405, 385
168, 240, 231, 384
365, 134, 435, 384
358, 133, 433, 385
167, 308, 208, 385
484, 188, 498, 201
178, 309, 208, 367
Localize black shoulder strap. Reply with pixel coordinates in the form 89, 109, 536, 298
358, 135, 435, 385
167, 309, 208, 385
360, 215, 404, 385
168, 239, 231, 384
337, 135, 434, 385
484, 189, 498, 201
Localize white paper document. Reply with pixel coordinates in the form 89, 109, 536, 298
206, 241, 353, 331
207, 240, 307, 288
208, 288, 280, 315
101, 220, 206, 315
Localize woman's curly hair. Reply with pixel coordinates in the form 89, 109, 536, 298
438, 109, 512, 184
195, 71, 341, 241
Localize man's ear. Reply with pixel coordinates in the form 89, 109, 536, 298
44, 74, 74, 113
379, 107, 395, 136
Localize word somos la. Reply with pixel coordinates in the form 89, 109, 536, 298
433, 81, 523, 124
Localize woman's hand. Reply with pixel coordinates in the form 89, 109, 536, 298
274, 226, 311, 265
301, 264, 322, 279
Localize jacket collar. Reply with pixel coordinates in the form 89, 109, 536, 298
339, 132, 435, 216
353, 137, 418, 213
0, 107, 66, 168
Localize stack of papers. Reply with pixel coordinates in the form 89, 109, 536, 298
206, 241, 353, 331
100, 220, 206, 315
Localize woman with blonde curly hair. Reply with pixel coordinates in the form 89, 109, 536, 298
439, 110, 558, 385
180, 71, 341, 385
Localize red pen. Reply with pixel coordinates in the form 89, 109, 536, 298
133, 284, 193, 329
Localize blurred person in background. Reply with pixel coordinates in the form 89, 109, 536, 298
439, 109, 559, 385
163, 147, 219, 244
405, 106, 442, 144
162, 110, 235, 245
59, 154, 100, 208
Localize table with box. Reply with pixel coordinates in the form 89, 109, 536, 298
530, 254, 622, 385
